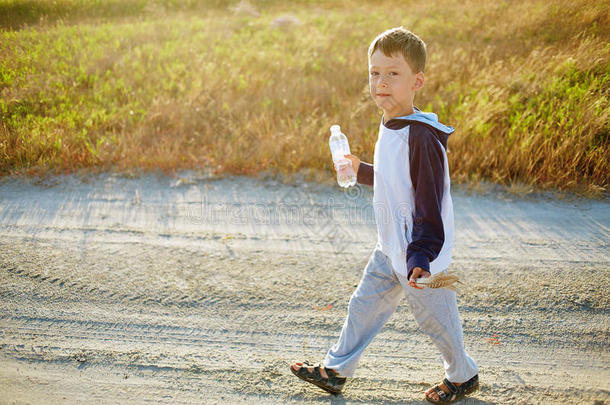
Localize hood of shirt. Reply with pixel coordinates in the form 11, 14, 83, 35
384, 107, 454, 148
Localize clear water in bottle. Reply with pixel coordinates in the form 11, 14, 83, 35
329, 125, 357, 187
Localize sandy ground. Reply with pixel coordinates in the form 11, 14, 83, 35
0, 172, 608, 404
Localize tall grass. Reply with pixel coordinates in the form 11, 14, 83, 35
1, 0, 608, 193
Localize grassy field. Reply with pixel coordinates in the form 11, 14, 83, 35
1, 0, 608, 193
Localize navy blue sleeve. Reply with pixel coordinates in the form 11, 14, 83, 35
357, 162, 374, 186
406, 126, 445, 280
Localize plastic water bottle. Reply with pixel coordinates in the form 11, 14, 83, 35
329, 125, 357, 188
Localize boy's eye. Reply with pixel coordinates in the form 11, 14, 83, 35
389, 72, 398, 76
370, 71, 379, 76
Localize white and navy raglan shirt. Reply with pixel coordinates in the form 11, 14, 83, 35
357, 109, 455, 279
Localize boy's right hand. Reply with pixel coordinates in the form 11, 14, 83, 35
343, 154, 360, 175
408, 267, 431, 289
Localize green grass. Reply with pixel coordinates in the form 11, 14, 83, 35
1, 0, 608, 194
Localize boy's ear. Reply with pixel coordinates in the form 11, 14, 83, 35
413, 72, 424, 91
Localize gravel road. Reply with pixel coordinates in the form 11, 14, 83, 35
0, 173, 608, 404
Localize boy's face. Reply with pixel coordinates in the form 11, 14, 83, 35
369, 49, 424, 120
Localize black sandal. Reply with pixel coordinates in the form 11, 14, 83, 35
425, 374, 479, 404
290, 361, 346, 395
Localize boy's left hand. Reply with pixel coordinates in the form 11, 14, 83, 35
408, 267, 431, 289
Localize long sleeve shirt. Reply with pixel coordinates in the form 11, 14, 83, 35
356, 115, 453, 279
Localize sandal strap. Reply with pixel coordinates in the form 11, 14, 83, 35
325, 368, 346, 382
295, 361, 320, 376
324, 367, 337, 376
443, 378, 458, 394
433, 385, 450, 400
309, 363, 339, 378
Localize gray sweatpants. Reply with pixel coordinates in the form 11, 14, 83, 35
323, 249, 478, 382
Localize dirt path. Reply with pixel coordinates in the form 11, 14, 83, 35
0, 173, 608, 404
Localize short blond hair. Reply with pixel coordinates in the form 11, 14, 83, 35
368, 27, 427, 73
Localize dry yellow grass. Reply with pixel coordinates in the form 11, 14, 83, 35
1, 0, 608, 193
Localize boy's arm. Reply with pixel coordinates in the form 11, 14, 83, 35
406, 126, 446, 281
357, 162, 374, 186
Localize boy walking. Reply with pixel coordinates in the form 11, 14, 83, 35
290, 27, 479, 404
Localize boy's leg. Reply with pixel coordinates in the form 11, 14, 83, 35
397, 273, 478, 383
322, 249, 403, 377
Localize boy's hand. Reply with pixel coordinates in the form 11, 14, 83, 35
408, 267, 431, 289
343, 154, 360, 175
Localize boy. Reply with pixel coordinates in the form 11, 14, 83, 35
290, 27, 479, 404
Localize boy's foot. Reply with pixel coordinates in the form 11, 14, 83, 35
290, 361, 346, 395
425, 375, 479, 404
